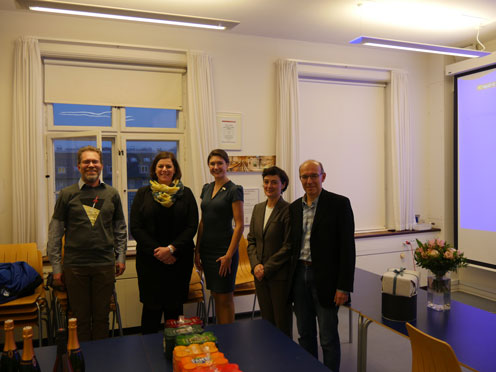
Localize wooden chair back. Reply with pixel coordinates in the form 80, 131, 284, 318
0, 243, 42, 277
406, 322, 462, 372
235, 236, 255, 287
187, 268, 205, 302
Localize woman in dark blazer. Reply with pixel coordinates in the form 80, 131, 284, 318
247, 166, 292, 337
130, 151, 198, 334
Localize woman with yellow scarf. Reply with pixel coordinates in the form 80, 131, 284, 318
131, 151, 198, 333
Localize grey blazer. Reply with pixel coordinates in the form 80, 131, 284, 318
246, 197, 291, 281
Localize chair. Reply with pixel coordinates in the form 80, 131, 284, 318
207, 236, 257, 322
185, 267, 208, 324
406, 322, 462, 372
233, 236, 257, 318
0, 243, 52, 346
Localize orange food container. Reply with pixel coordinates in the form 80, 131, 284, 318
189, 363, 243, 372
179, 352, 227, 372
172, 342, 218, 372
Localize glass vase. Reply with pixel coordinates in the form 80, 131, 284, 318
427, 274, 451, 311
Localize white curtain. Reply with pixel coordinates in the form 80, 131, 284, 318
186, 51, 218, 196
389, 70, 414, 230
276, 59, 300, 201
12, 37, 46, 249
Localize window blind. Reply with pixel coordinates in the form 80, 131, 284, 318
44, 59, 183, 109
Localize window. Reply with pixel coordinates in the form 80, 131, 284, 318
44, 58, 186, 247
46, 105, 184, 245
298, 73, 388, 232
53, 104, 112, 127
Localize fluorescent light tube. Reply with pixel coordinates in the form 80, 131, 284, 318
24, 0, 239, 30
350, 36, 490, 59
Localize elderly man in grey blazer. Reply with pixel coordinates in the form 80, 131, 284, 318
247, 166, 292, 337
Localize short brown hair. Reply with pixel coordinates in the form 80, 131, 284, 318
262, 166, 289, 192
207, 149, 229, 164
150, 151, 182, 181
77, 146, 102, 164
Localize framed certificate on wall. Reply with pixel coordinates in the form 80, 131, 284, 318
217, 112, 242, 150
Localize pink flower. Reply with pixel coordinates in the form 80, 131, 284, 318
444, 250, 454, 259
428, 239, 436, 248
436, 239, 445, 247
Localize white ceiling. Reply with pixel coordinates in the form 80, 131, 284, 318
4, 0, 496, 49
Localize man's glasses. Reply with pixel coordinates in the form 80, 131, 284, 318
300, 174, 321, 180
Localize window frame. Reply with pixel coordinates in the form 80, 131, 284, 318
118, 132, 185, 248
45, 107, 186, 249
45, 130, 102, 220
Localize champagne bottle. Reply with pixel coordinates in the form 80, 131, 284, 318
19, 326, 41, 372
52, 329, 73, 372
0, 319, 21, 372
66, 319, 85, 372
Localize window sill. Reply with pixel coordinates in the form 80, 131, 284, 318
355, 228, 440, 239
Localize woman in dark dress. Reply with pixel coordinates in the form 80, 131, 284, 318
131, 151, 198, 334
195, 149, 244, 324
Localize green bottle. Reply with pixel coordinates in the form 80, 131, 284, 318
52, 329, 73, 372
19, 326, 41, 372
0, 319, 21, 372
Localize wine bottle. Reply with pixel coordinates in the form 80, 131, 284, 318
52, 329, 73, 372
0, 319, 21, 372
19, 326, 41, 372
66, 319, 85, 372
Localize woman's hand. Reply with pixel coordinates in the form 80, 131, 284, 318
216, 255, 232, 277
154, 247, 176, 265
194, 250, 202, 271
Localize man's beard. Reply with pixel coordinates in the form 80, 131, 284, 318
82, 172, 100, 184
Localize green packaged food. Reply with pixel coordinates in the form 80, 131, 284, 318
163, 325, 203, 338
163, 325, 204, 360
175, 331, 217, 346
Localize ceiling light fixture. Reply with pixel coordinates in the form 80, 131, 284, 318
20, 0, 239, 30
350, 36, 490, 58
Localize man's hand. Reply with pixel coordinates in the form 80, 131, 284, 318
115, 262, 126, 276
334, 291, 349, 306
52, 273, 65, 288
253, 264, 264, 281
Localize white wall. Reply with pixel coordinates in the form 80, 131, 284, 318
1, 8, 494, 300
0, 8, 430, 242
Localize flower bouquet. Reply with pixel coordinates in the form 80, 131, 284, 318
413, 238, 467, 278
414, 238, 467, 311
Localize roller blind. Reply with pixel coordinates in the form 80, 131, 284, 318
44, 59, 183, 109
298, 78, 386, 232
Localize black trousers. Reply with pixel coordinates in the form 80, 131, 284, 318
140, 303, 183, 334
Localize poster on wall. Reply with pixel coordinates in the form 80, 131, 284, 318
228, 155, 276, 172
243, 188, 260, 225
217, 112, 242, 150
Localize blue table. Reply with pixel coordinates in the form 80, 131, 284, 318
35, 319, 329, 371
350, 268, 496, 372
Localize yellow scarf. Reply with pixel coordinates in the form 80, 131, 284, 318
150, 179, 182, 207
